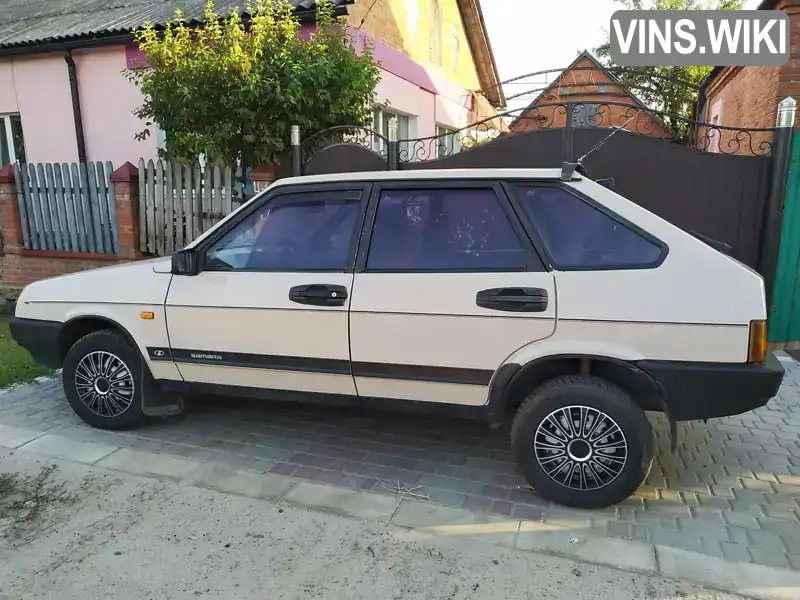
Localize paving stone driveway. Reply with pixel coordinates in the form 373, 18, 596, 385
3, 354, 800, 572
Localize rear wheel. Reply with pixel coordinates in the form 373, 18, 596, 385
62, 330, 147, 430
510, 374, 654, 509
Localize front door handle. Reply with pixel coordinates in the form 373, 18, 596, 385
289, 284, 348, 307
476, 287, 548, 312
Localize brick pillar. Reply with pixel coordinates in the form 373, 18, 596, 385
248, 163, 279, 195
110, 162, 142, 260
0, 164, 23, 254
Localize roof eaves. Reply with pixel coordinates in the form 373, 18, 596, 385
456, 0, 505, 108
0, 0, 350, 52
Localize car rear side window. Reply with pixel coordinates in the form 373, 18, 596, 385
205, 190, 361, 272
367, 187, 525, 271
513, 185, 664, 269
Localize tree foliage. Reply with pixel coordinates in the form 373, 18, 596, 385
593, 0, 744, 130
126, 0, 381, 166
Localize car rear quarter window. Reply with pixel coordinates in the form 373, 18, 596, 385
366, 187, 525, 271
512, 185, 664, 270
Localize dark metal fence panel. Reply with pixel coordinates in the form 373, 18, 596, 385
574, 128, 772, 269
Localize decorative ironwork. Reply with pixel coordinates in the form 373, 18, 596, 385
301, 125, 389, 164
394, 101, 775, 163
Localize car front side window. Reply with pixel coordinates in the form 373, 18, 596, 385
204, 190, 362, 272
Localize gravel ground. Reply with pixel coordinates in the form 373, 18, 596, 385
0, 451, 745, 600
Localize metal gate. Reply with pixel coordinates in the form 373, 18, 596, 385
290, 101, 792, 294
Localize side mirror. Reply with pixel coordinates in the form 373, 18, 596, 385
596, 177, 615, 190
171, 248, 197, 275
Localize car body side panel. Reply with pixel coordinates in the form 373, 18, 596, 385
350, 272, 556, 405
504, 321, 750, 367
13, 258, 179, 378
165, 271, 357, 394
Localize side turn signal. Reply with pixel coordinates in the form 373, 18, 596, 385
140, 311, 155, 320
748, 319, 767, 363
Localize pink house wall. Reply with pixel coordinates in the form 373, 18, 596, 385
0, 54, 78, 163
0, 62, 19, 113
74, 46, 157, 165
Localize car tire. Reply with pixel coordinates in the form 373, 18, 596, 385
62, 329, 148, 430
510, 374, 654, 509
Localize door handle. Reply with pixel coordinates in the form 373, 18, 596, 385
289, 284, 348, 307
476, 287, 548, 312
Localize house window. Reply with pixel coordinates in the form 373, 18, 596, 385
559, 86, 569, 97
0, 114, 26, 166
598, 84, 607, 93
373, 108, 415, 157
430, 0, 443, 66
451, 22, 459, 71
436, 125, 462, 157
571, 103, 600, 127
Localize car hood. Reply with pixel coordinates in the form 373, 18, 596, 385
17, 257, 174, 307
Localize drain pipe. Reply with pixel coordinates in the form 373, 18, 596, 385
64, 51, 87, 164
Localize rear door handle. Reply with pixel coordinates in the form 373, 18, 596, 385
476, 287, 548, 312
289, 284, 348, 307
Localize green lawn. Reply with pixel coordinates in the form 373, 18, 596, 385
0, 320, 53, 389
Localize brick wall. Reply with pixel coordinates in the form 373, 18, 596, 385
700, 0, 800, 152
702, 65, 781, 153
0, 162, 145, 294
513, 56, 673, 139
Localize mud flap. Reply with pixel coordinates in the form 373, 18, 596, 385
139, 361, 184, 417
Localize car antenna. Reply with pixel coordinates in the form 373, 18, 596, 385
560, 109, 643, 182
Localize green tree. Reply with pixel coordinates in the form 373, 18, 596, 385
126, 0, 381, 167
593, 0, 743, 131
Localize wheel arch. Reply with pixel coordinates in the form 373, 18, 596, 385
487, 353, 675, 449
58, 315, 139, 364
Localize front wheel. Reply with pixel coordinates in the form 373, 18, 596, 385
62, 330, 147, 430
510, 374, 654, 509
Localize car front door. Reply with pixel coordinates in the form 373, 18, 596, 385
349, 180, 556, 406
161, 183, 369, 396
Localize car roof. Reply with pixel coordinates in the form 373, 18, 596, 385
270, 168, 576, 188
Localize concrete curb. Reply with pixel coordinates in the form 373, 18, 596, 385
2, 436, 799, 600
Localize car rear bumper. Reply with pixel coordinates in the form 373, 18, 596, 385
638, 352, 785, 421
9, 318, 63, 369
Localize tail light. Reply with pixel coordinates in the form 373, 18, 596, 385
748, 320, 767, 363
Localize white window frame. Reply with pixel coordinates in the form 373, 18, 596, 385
436, 125, 461, 157
1, 114, 23, 165
372, 107, 417, 157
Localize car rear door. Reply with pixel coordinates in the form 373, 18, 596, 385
160, 182, 369, 396
348, 179, 556, 406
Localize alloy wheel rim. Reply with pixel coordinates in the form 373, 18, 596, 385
74, 351, 135, 418
534, 406, 628, 490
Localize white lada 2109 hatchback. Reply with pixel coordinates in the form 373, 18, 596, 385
10, 168, 785, 509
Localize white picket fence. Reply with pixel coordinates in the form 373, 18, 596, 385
138, 159, 244, 256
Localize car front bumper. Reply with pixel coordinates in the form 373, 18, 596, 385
638, 352, 785, 421
9, 318, 63, 369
